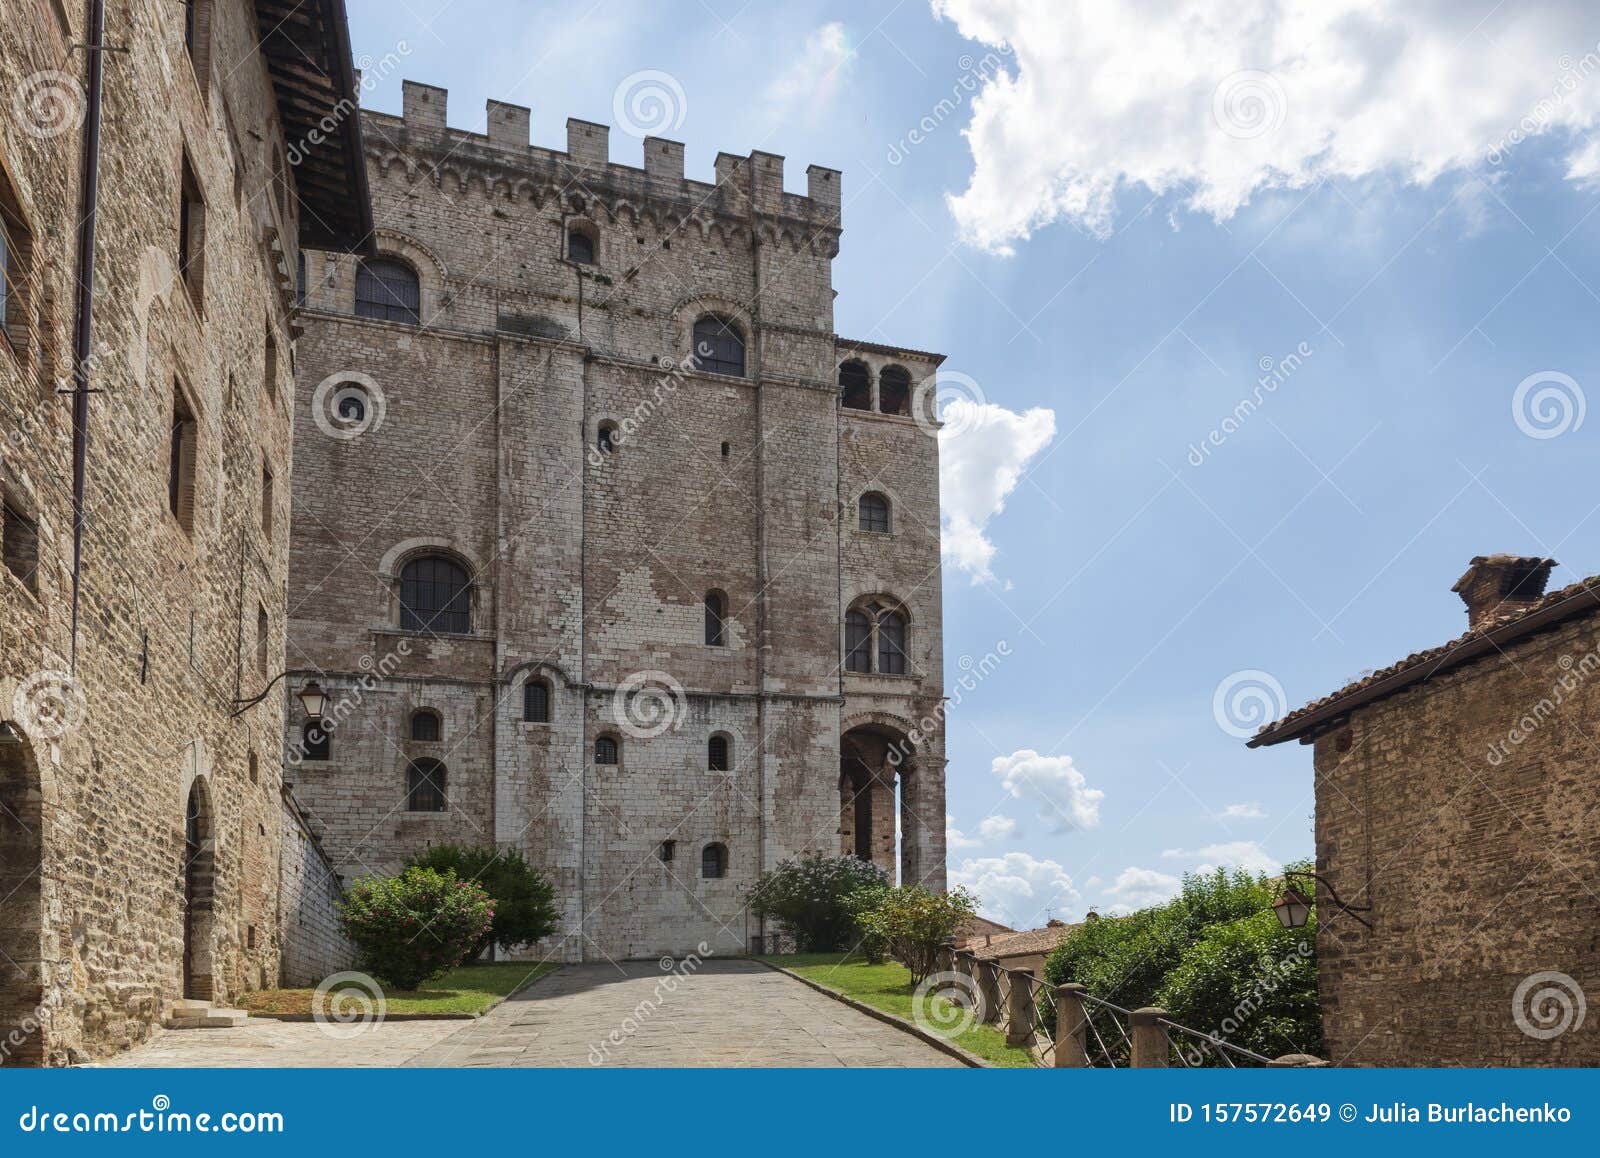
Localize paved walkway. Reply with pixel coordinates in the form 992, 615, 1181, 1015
109, 960, 962, 1068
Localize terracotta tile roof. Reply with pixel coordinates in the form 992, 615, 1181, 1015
1249, 572, 1600, 748
968, 923, 1077, 961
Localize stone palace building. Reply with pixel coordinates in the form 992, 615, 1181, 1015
286, 81, 949, 961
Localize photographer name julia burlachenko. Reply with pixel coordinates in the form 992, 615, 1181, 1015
1170, 1101, 1571, 1126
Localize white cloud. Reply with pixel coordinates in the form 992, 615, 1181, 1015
764, 22, 854, 119
950, 851, 1079, 928
941, 401, 1055, 584
978, 814, 1019, 841
992, 749, 1103, 832
1161, 840, 1280, 874
932, 0, 1600, 248
1102, 866, 1184, 911
946, 814, 982, 849
1218, 802, 1266, 821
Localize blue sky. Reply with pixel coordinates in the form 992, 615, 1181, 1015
346, 1, 1600, 926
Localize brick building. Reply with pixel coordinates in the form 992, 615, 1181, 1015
287, 81, 949, 960
1251, 555, 1600, 1065
0, 0, 368, 1064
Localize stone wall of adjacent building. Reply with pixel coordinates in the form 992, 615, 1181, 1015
1313, 613, 1600, 1065
277, 791, 356, 987
1, 0, 306, 1063
287, 85, 947, 960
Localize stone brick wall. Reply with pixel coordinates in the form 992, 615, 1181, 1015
277, 790, 356, 987
1313, 613, 1600, 1065
287, 85, 947, 960
1, 0, 312, 1063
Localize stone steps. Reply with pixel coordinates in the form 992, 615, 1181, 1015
164, 1001, 250, 1030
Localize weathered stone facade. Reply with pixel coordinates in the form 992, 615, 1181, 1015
287, 83, 948, 961
278, 788, 357, 987
1252, 557, 1600, 1065
0, 0, 367, 1064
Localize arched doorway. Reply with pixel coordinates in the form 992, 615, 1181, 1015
839, 724, 915, 884
181, 779, 216, 1001
0, 722, 44, 1065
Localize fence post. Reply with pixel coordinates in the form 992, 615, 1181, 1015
1130, 1007, 1169, 1068
981, 961, 1004, 1025
1004, 970, 1033, 1047
1054, 983, 1089, 1067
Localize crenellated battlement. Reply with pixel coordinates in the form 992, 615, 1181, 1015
371, 79, 842, 231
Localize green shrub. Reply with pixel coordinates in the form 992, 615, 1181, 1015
338, 867, 494, 990
850, 885, 978, 984
746, 855, 889, 951
842, 883, 892, 963
407, 843, 559, 961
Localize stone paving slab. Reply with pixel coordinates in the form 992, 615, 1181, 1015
105, 960, 962, 1068
407, 959, 964, 1068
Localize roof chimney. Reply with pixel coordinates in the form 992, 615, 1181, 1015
1451, 555, 1556, 631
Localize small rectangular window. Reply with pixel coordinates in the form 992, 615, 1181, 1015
256, 603, 269, 675
2, 498, 39, 592
168, 383, 197, 531
261, 460, 274, 540
0, 194, 33, 357
178, 153, 206, 309
264, 325, 278, 401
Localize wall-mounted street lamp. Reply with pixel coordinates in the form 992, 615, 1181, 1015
231, 671, 328, 721
1271, 869, 1373, 930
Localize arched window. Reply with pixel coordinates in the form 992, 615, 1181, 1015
524, 679, 551, 723
597, 422, 617, 455
410, 710, 440, 742
399, 555, 471, 634
879, 365, 911, 415
878, 609, 908, 675
844, 610, 872, 673
406, 759, 447, 812
858, 492, 890, 534
708, 734, 730, 771
301, 719, 330, 761
839, 360, 871, 410
595, 735, 619, 765
692, 316, 745, 377
701, 842, 728, 879
354, 258, 420, 325
566, 227, 595, 265
336, 392, 365, 423
704, 591, 726, 646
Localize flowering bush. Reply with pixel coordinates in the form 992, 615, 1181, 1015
849, 885, 978, 984
338, 867, 494, 990
746, 855, 889, 951
407, 843, 559, 961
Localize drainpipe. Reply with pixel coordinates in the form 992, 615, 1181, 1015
68, 0, 107, 672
